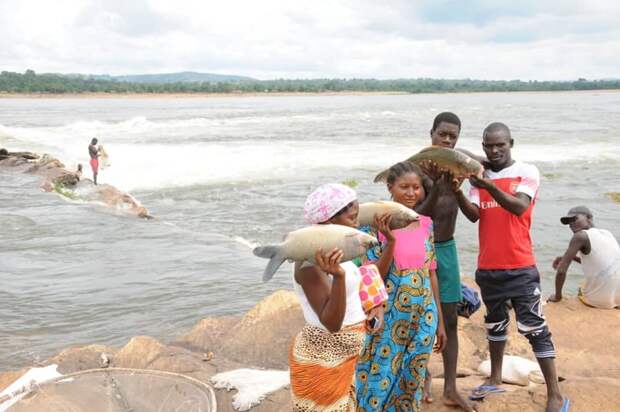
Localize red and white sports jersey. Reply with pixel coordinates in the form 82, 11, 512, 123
468, 161, 540, 269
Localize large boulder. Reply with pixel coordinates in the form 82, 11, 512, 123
48, 344, 117, 375
175, 289, 304, 369
112, 335, 217, 377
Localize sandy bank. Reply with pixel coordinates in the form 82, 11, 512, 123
1, 281, 619, 411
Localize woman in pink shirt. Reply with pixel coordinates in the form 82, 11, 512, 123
356, 161, 446, 411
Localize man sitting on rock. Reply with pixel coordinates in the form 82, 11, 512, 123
548, 206, 620, 309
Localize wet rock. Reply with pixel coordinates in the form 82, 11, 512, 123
0, 148, 151, 218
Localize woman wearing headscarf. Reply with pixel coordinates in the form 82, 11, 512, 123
290, 183, 380, 411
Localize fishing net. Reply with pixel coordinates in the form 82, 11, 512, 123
6, 368, 217, 412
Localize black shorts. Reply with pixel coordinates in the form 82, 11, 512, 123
475, 266, 555, 358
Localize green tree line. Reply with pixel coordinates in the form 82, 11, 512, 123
1, 70, 619, 94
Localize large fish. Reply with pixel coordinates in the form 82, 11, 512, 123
358, 201, 419, 230
253, 225, 378, 281
374, 146, 483, 183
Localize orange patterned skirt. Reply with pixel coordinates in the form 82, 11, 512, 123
289, 322, 365, 411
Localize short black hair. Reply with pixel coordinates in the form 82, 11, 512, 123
483, 122, 511, 138
432, 112, 461, 132
91, 138, 98, 145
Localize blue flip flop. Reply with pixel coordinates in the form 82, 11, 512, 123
469, 384, 506, 401
560, 397, 570, 412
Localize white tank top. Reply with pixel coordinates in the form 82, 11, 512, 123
578, 228, 620, 309
293, 261, 366, 330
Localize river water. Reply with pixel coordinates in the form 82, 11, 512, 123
1, 91, 619, 370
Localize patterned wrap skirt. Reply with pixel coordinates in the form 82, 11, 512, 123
290, 322, 366, 411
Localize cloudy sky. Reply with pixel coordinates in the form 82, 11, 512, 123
1, 0, 618, 80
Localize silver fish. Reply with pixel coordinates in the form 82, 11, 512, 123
253, 224, 378, 281
358, 201, 419, 230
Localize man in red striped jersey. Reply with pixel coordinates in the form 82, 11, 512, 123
460, 122, 566, 412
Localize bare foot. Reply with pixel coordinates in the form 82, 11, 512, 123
545, 394, 564, 412
444, 390, 477, 411
482, 377, 502, 386
423, 373, 433, 403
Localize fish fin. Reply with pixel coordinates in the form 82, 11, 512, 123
373, 168, 391, 183
253, 245, 286, 281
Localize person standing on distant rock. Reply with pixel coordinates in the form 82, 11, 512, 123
88, 138, 100, 184
548, 206, 620, 309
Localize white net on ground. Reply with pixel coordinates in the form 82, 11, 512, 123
6, 368, 217, 412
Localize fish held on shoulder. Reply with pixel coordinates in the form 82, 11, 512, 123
374, 145, 483, 183
253, 224, 378, 281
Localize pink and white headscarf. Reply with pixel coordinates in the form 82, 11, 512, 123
303, 183, 357, 224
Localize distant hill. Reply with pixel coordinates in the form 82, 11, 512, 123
68, 71, 255, 83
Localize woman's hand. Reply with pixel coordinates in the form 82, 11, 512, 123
552, 256, 562, 270
315, 248, 345, 278
374, 213, 395, 242
366, 304, 384, 334
433, 321, 447, 353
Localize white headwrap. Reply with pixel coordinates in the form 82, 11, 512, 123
303, 183, 357, 224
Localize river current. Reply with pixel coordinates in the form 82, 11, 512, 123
1, 91, 619, 369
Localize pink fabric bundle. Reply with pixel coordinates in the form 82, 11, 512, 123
358, 264, 388, 312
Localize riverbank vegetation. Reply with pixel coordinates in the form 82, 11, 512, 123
1, 70, 619, 95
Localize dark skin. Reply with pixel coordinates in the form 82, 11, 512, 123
415, 121, 476, 411
548, 214, 592, 302
294, 201, 383, 334
459, 129, 531, 222
461, 127, 564, 412
89, 139, 99, 185
416, 121, 462, 242
374, 172, 447, 353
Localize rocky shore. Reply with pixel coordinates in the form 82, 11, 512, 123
1, 282, 619, 411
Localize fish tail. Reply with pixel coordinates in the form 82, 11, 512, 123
253, 245, 286, 281
373, 168, 390, 183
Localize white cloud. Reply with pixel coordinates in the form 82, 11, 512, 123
0, 0, 618, 80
